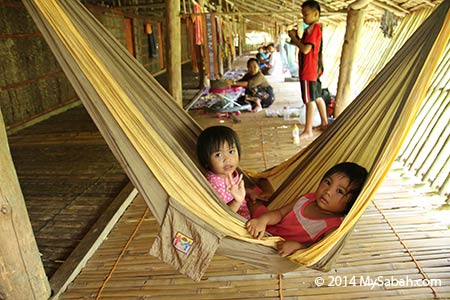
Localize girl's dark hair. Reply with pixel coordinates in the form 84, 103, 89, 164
302, 0, 321, 15
321, 162, 368, 213
196, 126, 241, 169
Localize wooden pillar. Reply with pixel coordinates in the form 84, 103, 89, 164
0, 110, 51, 299
166, 0, 183, 106
231, 15, 237, 60
226, 16, 233, 68
239, 15, 246, 55
334, 7, 366, 117
235, 15, 242, 56
217, 0, 224, 76
157, 22, 165, 70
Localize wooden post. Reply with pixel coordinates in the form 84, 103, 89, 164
230, 15, 236, 61
334, 7, 366, 117
198, 0, 209, 86
166, 0, 183, 106
217, 0, 224, 76
235, 15, 243, 56
157, 22, 165, 70
239, 15, 246, 55
0, 110, 51, 299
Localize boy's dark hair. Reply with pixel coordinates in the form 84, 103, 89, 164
321, 162, 368, 213
302, 0, 321, 15
196, 126, 241, 170
247, 57, 259, 66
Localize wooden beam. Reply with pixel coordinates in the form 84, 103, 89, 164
49, 183, 138, 299
334, 7, 366, 117
181, 10, 342, 17
7, 100, 82, 135
371, 0, 408, 17
0, 110, 51, 299
166, 0, 183, 105
349, 0, 372, 10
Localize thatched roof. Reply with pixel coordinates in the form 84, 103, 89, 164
82, 0, 443, 30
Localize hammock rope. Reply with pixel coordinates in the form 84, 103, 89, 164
23, 0, 450, 277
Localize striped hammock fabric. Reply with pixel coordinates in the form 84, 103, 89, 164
23, 0, 450, 278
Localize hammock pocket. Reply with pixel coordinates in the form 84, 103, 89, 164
23, 0, 450, 280
149, 198, 225, 281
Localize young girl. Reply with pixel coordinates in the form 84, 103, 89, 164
246, 162, 368, 257
197, 126, 251, 219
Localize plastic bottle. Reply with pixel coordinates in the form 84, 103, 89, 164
283, 106, 290, 120
292, 124, 300, 145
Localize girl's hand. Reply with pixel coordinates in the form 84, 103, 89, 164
226, 173, 246, 204
246, 218, 267, 239
276, 240, 305, 257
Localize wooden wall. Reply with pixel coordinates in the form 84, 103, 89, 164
0, 1, 191, 131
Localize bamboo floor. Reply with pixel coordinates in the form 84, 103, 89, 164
56, 59, 449, 299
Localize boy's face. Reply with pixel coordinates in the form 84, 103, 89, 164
302, 6, 319, 25
315, 172, 352, 215
208, 141, 239, 178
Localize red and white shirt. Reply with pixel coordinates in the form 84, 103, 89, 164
254, 193, 343, 243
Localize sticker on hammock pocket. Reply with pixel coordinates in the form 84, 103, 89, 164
173, 232, 194, 254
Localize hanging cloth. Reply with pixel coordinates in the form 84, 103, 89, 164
193, 2, 203, 45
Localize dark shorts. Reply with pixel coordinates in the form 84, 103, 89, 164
300, 79, 321, 104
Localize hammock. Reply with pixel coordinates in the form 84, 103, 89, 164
23, 0, 450, 280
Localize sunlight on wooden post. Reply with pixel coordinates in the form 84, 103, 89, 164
0, 109, 51, 300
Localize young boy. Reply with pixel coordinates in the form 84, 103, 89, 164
288, 0, 328, 139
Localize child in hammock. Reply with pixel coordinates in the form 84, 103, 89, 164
246, 162, 368, 257
197, 126, 261, 219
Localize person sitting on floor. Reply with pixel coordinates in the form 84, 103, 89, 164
226, 58, 275, 112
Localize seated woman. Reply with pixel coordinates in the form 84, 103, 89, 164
227, 58, 275, 112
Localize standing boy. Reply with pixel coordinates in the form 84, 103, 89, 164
288, 0, 328, 138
